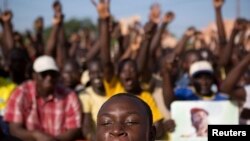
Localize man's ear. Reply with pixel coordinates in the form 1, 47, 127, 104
149, 125, 156, 141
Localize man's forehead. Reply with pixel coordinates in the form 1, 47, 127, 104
98, 96, 147, 116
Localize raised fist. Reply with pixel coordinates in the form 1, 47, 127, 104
53, 0, 62, 14
34, 17, 44, 32
233, 18, 248, 33
149, 3, 161, 24
52, 14, 64, 26
1, 10, 13, 23
185, 26, 196, 37
91, 0, 110, 19
213, 0, 225, 9
163, 11, 175, 24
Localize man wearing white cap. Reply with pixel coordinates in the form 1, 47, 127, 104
4, 55, 82, 141
174, 60, 228, 100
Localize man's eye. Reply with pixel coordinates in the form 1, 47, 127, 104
125, 121, 139, 126
101, 121, 112, 126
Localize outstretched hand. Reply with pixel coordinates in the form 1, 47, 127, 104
0, 10, 12, 23
34, 17, 44, 32
213, 0, 225, 9
53, 0, 62, 16
233, 18, 248, 33
52, 14, 64, 26
184, 26, 196, 37
149, 3, 161, 24
162, 11, 175, 24
164, 119, 176, 132
91, 0, 110, 19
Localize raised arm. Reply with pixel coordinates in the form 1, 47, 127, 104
161, 53, 176, 109
94, 0, 114, 82
45, 1, 64, 57
33, 17, 45, 56
213, 0, 227, 46
173, 27, 196, 56
136, 3, 159, 75
0, 10, 14, 56
150, 11, 175, 55
218, 19, 246, 72
45, 15, 61, 57
220, 53, 250, 101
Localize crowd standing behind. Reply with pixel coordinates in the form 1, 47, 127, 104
0, 0, 250, 140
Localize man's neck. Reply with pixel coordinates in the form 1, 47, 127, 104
196, 128, 208, 136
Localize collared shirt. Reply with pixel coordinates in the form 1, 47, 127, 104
79, 87, 109, 124
4, 80, 82, 136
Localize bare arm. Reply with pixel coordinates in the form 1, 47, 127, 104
82, 113, 96, 141
214, 0, 227, 46
173, 27, 195, 56
9, 123, 56, 141
220, 53, 250, 101
148, 12, 175, 74
96, 0, 114, 82
1, 10, 14, 56
45, 16, 61, 56
34, 17, 45, 56
55, 128, 81, 141
218, 19, 246, 71
86, 41, 100, 62
161, 53, 176, 109
149, 11, 174, 55
56, 15, 67, 70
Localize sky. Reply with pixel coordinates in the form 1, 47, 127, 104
1, 0, 250, 37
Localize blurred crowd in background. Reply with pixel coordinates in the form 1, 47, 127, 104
0, 0, 250, 141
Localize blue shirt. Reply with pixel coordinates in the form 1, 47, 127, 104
174, 87, 229, 101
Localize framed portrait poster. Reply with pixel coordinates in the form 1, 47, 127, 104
170, 101, 239, 141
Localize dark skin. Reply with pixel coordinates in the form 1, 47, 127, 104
82, 60, 106, 141
45, 0, 67, 70
9, 70, 80, 141
118, 60, 167, 139
96, 94, 156, 141
26, 17, 44, 58
88, 61, 106, 95
61, 60, 81, 91
162, 57, 214, 109
220, 53, 250, 101
192, 73, 214, 97
119, 61, 141, 94
0, 10, 15, 73
93, 0, 174, 137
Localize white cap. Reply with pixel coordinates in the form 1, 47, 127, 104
189, 61, 213, 77
33, 55, 59, 73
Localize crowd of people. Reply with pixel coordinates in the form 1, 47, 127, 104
0, 0, 250, 141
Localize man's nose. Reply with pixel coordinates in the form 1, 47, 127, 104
110, 123, 127, 137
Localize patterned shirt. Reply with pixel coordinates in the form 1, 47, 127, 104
4, 80, 82, 136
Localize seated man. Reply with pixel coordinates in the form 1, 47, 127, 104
96, 93, 156, 141
4, 55, 82, 141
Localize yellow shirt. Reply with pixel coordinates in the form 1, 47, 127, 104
79, 87, 109, 124
105, 77, 163, 123
137, 91, 164, 123
0, 77, 16, 116
103, 77, 124, 96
